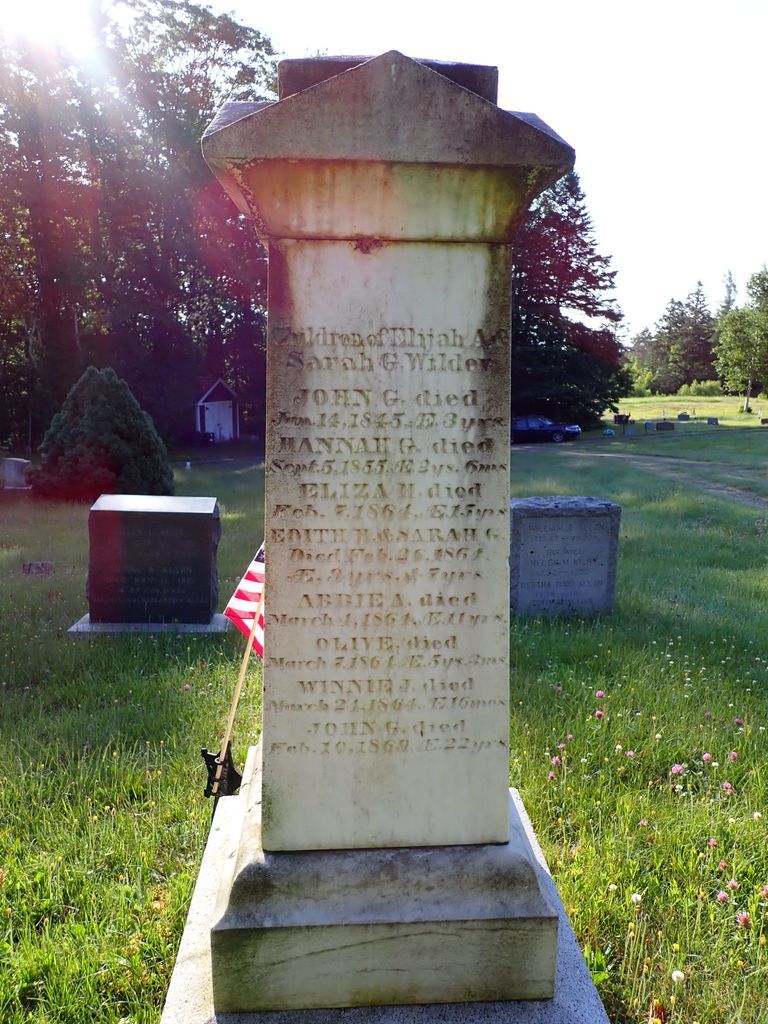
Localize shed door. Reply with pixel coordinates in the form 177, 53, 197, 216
204, 401, 233, 441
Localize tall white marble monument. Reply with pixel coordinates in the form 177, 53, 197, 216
197, 52, 574, 1012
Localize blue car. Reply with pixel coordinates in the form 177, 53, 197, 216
511, 415, 581, 444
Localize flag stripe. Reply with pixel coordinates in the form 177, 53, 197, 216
224, 544, 265, 658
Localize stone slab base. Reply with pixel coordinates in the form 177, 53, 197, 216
160, 753, 608, 1023
211, 750, 556, 1010
67, 613, 230, 635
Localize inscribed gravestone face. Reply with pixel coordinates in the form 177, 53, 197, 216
204, 52, 573, 853
195, 51, 575, 1011
510, 497, 621, 616
87, 495, 220, 624
262, 246, 513, 849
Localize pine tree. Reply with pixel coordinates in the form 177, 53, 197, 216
628, 284, 716, 394
510, 173, 629, 426
33, 367, 174, 501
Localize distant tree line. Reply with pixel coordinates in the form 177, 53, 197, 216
627, 269, 768, 408
0, 5, 630, 452
0, 0, 274, 451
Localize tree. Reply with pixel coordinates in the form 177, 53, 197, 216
718, 270, 737, 319
715, 268, 768, 411
0, 1, 275, 449
678, 283, 717, 382
33, 366, 173, 501
628, 284, 716, 394
510, 173, 630, 426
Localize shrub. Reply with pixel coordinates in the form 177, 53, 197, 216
680, 379, 724, 397
33, 366, 174, 501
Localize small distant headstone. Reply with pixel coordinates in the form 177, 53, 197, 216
677, 413, 689, 421
22, 561, 54, 577
85, 495, 220, 624
761, 419, 768, 426
707, 417, 719, 426
510, 496, 621, 616
656, 421, 675, 431
644, 421, 655, 432
0, 458, 31, 490
603, 428, 614, 435
613, 413, 629, 425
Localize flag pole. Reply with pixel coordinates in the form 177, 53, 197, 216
209, 586, 265, 802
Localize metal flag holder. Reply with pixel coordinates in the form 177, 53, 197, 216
201, 586, 264, 817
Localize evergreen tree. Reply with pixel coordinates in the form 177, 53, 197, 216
510, 173, 629, 426
33, 366, 174, 501
718, 270, 737, 319
628, 284, 716, 394
679, 283, 717, 382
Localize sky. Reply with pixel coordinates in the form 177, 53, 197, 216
5, 0, 767, 339
219, 0, 768, 339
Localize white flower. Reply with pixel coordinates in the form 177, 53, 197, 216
753, 812, 763, 821
671, 969, 685, 984
607, 883, 618, 892
655, 733, 662, 740
630, 893, 642, 904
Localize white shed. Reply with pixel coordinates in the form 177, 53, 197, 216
195, 379, 239, 442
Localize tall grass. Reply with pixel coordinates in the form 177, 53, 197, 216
2, 446, 767, 1022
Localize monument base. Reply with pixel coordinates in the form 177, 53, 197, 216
67, 613, 230, 635
160, 748, 609, 1023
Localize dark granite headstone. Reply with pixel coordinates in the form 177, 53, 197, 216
87, 495, 220, 624
656, 421, 675, 431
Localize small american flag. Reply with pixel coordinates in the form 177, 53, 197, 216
224, 545, 265, 657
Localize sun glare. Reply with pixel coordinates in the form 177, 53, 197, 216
1, 0, 97, 57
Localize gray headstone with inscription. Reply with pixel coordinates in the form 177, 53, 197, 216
160, 52, 610, 1020
510, 497, 621, 616
86, 495, 220, 624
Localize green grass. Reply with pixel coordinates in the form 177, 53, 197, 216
608, 395, 768, 427
2, 445, 768, 1023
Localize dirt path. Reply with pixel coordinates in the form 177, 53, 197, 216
553, 448, 768, 512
